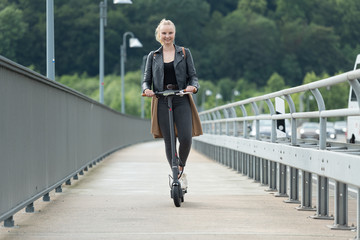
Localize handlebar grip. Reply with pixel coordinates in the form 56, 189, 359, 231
184, 88, 196, 93
142, 93, 146, 97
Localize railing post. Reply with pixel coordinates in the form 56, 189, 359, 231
243, 153, 248, 176
26, 202, 35, 213
283, 95, 300, 204
328, 181, 353, 230
248, 154, 253, 179
297, 171, 316, 211
254, 157, 260, 182
284, 95, 297, 145
239, 105, 248, 138
311, 89, 326, 149
266, 161, 277, 192
43, 192, 50, 202
233, 149, 237, 170
210, 112, 216, 135
261, 159, 268, 186
310, 88, 331, 219
311, 176, 333, 220
237, 151, 242, 173
215, 111, 222, 135
230, 107, 237, 136
284, 168, 301, 204
265, 99, 283, 195
275, 164, 288, 197
4, 216, 14, 227
265, 99, 277, 142
223, 108, 230, 136
251, 102, 260, 140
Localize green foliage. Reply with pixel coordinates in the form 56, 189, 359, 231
3, 0, 360, 87
217, 78, 235, 102
0, 4, 27, 60
238, 0, 267, 15
58, 73, 98, 97
1, 0, 358, 117
265, 72, 286, 93
217, 9, 280, 85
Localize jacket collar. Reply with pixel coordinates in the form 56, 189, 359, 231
153, 44, 185, 67
174, 45, 185, 67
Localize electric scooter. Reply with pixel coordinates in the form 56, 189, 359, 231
143, 89, 193, 207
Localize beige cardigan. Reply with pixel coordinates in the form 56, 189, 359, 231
150, 95, 203, 138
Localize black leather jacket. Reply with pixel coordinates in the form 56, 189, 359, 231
142, 45, 200, 93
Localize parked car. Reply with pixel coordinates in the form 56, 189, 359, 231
250, 119, 272, 138
334, 121, 347, 134
299, 122, 320, 140
250, 118, 291, 138
327, 122, 337, 139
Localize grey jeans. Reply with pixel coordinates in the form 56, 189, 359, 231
157, 95, 192, 168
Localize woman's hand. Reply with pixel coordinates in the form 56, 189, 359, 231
144, 89, 155, 97
185, 86, 197, 93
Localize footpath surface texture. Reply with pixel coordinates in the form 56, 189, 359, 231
0, 141, 356, 240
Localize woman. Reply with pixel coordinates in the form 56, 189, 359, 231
142, 19, 202, 189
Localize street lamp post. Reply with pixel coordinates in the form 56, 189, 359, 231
99, 0, 107, 104
120, 32, 142, 114
99, 0, 133, 104
46, 0, 55, 81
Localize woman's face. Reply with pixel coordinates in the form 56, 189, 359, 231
159, 24, 175, 45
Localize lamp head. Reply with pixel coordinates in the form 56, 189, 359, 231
129, 38, 143, 48
113, 0, 132, 4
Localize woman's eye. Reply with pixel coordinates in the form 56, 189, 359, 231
162, 32, 173, 35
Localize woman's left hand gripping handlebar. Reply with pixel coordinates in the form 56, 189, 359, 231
143, 89, 155, 97
185, 86, 197, 93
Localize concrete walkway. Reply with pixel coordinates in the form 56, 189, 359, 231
0, 141, 356, 240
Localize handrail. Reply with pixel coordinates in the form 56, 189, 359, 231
0, 55, 153, 227
200, 69, 360, 115
194, 67, 360, 238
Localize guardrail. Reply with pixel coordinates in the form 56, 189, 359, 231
193, 69, 360, 239
0, 56, 153, 227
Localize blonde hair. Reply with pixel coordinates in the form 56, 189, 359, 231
155, 19, 176, 44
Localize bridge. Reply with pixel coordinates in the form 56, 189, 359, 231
1, 55, 360, 239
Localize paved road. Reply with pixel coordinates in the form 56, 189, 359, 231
0, 141, 356, 240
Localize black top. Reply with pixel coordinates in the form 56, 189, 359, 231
164, 61, 177, 87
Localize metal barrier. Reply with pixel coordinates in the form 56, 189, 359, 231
193, 68, 360, 239
0, 56, 153, 227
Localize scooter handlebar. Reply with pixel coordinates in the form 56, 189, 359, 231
142, 89, 195, 97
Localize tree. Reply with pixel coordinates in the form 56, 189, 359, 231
265, 72, 286, 93
238, 0, 267, 15
54, 1, 99, 76
217, 10, 280, 86
12, 0, 46, 73
0, 4, 27, 61
206, 0, 238, 15
279, 20, 344, 85
218, 78, 235, 102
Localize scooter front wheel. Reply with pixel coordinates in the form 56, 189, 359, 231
172, 185, 182, 207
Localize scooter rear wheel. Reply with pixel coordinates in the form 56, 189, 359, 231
172, 185, 182, 207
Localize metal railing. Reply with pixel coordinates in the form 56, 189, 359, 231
0, 56, 153, 227
193, 68, 360, 239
